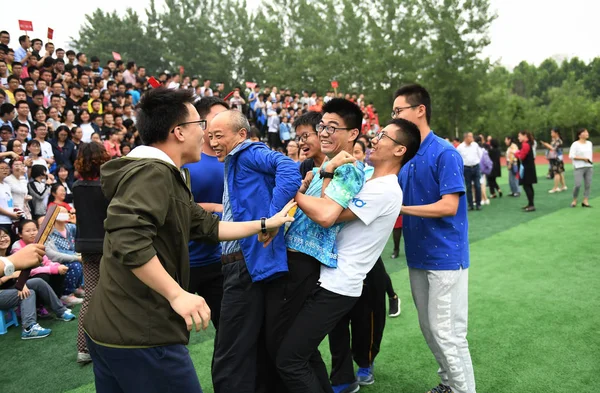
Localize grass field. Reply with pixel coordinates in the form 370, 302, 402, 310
1, 163, 599, 393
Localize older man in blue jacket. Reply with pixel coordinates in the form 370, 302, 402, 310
210, 109, 301, 393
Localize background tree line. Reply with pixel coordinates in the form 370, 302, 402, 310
72, 0, 600, 143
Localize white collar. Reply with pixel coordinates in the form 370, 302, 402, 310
127, 145, 178, 168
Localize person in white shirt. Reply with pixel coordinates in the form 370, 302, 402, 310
569, 128, 594, 208
456, 132, 483, 210
200, 79, 213, 97
32, 123, 55, 167
275, 118, 421, 393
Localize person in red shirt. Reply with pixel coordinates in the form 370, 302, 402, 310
514, 131, 538, 212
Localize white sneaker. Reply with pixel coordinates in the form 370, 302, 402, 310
548, 189, 560, 193
61, 295, 83, 306
561, 186, 568, 191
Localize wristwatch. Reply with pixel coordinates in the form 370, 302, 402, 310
1, 257, 14, 277
319, 167, 335, 179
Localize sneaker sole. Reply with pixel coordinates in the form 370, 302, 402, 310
357, 379, 375, 386
388, 310, 401, 318
22, 333, 51, 340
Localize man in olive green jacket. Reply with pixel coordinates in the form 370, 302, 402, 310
83, 87, 295, 393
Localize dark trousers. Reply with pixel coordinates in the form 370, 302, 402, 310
464, 164, 482, 207
268, 132, 280, 150
329, 258, 387, 385
264, 251, 322, 393
382, 259, 396, 298
523, 184, 535, 206
34, 273, 66, 299
189, 263, 224, 331
488, 176, 500, 195
85, 334, 202, 393
212, 259, 269, 393
276, 286, 357, 393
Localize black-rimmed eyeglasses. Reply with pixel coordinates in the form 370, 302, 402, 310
170, 120, 207, 133
391, 105, 419, 119
375, 131, 403, 145
316, 123, 354, 135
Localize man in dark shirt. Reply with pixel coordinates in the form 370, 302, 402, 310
64, 84, 85, 113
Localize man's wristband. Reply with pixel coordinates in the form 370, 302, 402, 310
261, 217, 267, 234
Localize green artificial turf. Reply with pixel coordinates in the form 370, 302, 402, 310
1, 164, 598, 393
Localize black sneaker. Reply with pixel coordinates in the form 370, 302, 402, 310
426, 384, 452, 393
388, 295, 401, 317
391, 250, 399, 259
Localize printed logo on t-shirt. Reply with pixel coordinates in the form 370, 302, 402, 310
352, 197, 366, 208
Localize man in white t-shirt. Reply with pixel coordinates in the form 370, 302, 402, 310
276, 118, 421, 393
32, 123, 55, 167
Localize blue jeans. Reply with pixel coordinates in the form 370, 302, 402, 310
464, 165, 482, 207
508, 168, 520, 195
86, 335, 203, 393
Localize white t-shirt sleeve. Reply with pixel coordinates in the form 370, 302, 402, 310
348, 177, 402, 226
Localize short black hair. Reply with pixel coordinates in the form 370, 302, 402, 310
126, 61, 136, 70
194, 97, 229, 119
31, 38, 42, 46
15, 100, 29, 109
90, 56, 100, 63
32, 90, 44, 98
393, 84, 432, 125
321, 98, 363, 131
577, 128, 588, 138
137, 87, 195, 145
76, 52, 85, 60
387, 118, 421, 166
7, 75, 20, 84
66, 50, 76, 57
0, 103, 14, 116
45, 42, 54, 49
292, 110, 322, 133
18, 35, 28, 44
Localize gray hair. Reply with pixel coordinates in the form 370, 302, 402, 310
226, 110, 251, 137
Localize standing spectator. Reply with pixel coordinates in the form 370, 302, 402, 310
51, 126, 77, 182
14, 35, 31, 66
62, 109, 77, 130
5, 159, 31, 219
569, 128, 594, 208
0, 160, 20, 234
487, 138, 503, 198
267, 107, 281, 149
200, 79, 212, 97
279, 115, 291, 147
122, 61, 137, 85
27, 165, 52, 220
456, 132, 483, 210
54, 166, 74, 204
515, 131, 537, 212
13, 100, 34, 138
541, 129, 567, 194
395, 84, 476, 393
73, 141, 111, 364
505, 136, 520, 197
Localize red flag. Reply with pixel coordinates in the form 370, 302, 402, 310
179, 65, 185, 74
18, 20, 33, 32
112, 52, 122, 61
148, 77, 161, 88
47, 28, 54, 40
331, 81, 339, 89
245, 81, 257, 89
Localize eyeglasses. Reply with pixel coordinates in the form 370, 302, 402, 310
170, 119, 207, 133
375, 131, 404, 145
391, 105, 419, 119
316, 123, 354, 135
295, 131, 318, 142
